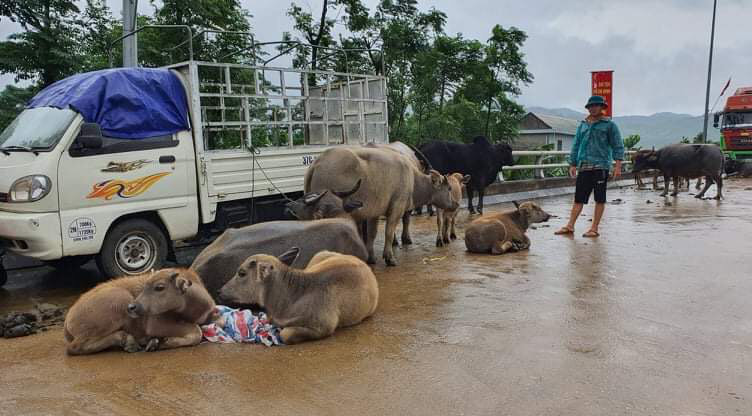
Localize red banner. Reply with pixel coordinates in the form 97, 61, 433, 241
591, 70, 614, 117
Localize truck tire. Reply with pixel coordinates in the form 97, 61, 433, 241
96, 219, 168, 278
0, 265, 6, 287
45, 255, 93, 270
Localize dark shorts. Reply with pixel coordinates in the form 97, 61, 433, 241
574, 169, 608, 204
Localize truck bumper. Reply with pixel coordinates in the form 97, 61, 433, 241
0, 211, 62, 261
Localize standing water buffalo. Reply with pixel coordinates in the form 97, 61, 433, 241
436, 173, 471, 247
632, 144, 724, 199
219, 247, 378, 344
304, 146, 457, 266
419, 136, 514, 214
64, 268, 215, 355
191, 183, 368, 300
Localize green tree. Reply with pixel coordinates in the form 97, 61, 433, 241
0, 85, 37, 130
0, 0, 83, 86
623, 134, 641, 149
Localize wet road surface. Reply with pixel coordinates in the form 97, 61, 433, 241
1, 179, 752, 415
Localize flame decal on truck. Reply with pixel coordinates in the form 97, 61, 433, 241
86, 172, 171, 200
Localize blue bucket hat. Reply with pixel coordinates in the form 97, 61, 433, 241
585, 95, 608, 108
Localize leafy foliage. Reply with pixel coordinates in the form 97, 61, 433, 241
0, 0, 533, 151
624, 134, 641, 149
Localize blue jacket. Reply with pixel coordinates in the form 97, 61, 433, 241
568, 118, 625, 170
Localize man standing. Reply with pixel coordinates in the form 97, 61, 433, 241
555, 96, 624, 238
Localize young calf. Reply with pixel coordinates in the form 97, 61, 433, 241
64, 268, 215, 355
218, 248, 378, 344
436, 173, 471, 247
464, 201, 551, 254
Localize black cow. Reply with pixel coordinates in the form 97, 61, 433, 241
419, 136, 514, 214
632, 143, 724, 199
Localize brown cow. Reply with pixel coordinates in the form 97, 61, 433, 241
436, 173, 471, 247
464, 201, 551, 254
64, 268, 215, 355
218, 247, 378, 344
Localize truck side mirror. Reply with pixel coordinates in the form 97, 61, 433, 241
76, 123, 103, 149
713, 113, 720, 128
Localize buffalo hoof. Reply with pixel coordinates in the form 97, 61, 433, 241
660, 193, 668, 197
468, 208, 476, 215
450, 233, 457, 240
694, 194, 704, 199
367, 256, 377, 265
392, 237, 399, 247
123, 335, 141, 353
384, 257, 397, 267
442, 237, 450, 245
402, 236, 413, 245
436, 239, 444, 247
145, 338, 161, 352
670, 192, 678, 197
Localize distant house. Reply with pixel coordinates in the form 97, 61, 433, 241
515, 112, 580, 151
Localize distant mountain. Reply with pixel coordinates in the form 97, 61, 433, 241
525, 106, 720, 147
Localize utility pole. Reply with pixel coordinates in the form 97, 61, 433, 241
702, 0, 718, 144
122, 0, 138, 67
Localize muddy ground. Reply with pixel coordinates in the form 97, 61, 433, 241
1, 179, 751, 416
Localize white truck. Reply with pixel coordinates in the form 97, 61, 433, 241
0, 31, 388, 285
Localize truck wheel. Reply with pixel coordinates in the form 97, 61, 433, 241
96, 219, 168, 278
0, 265, 6, 287
45, 255, 93, 270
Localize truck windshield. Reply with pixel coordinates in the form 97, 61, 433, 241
0, 107, 77, 150
723, 112, 752, 129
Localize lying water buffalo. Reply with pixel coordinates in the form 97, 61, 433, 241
304, 145, 457, 266
465, 201, 551, 254
219, 247, 378, 344
632, 144, 724, 199
192, 184, 367, 300
64, 268, 215, 355
419, 136, 514, 214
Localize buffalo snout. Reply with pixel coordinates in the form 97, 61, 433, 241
126, 303, 142, 319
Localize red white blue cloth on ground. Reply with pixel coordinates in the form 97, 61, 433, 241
201, 306, 284, 346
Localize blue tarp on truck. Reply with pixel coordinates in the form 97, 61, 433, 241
27, 68, 191, 139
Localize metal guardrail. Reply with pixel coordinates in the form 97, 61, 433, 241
502, 150, 638, 172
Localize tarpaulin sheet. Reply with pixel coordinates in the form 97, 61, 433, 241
27, 68, 190, 139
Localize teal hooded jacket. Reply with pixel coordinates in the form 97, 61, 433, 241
568, 118, 625, 170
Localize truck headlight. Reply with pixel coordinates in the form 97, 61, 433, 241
9, 175, 52, 202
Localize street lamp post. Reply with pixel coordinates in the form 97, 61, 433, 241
702, 0, 718, 144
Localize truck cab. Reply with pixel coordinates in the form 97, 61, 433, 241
0, 34, 388, 285
714, 87, 752, 160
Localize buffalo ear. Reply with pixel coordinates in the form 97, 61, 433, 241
512, 200, 520, 209
429, 170, 442, 186
277, 247, 301, 266
344, 199, 363, 212
174, 274, 192, 294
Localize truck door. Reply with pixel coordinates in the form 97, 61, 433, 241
57, 127, 194, 259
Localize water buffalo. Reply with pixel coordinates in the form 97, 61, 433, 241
63, 268, 215, 355
192, 183, 368, 301
419, 136, 514, 214
365, 141, 425, 245
465, 201, 551, 254
436, 173, 471, 247
304, 146, 457, 266
632, 144, 724, 199
219, 247, 378, 344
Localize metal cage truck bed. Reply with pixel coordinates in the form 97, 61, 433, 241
0, 28, 388, 283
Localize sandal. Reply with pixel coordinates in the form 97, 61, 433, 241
582, 230, 600, 238
554, 226, 574, 235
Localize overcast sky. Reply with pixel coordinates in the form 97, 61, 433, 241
2, 0, 750, 116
